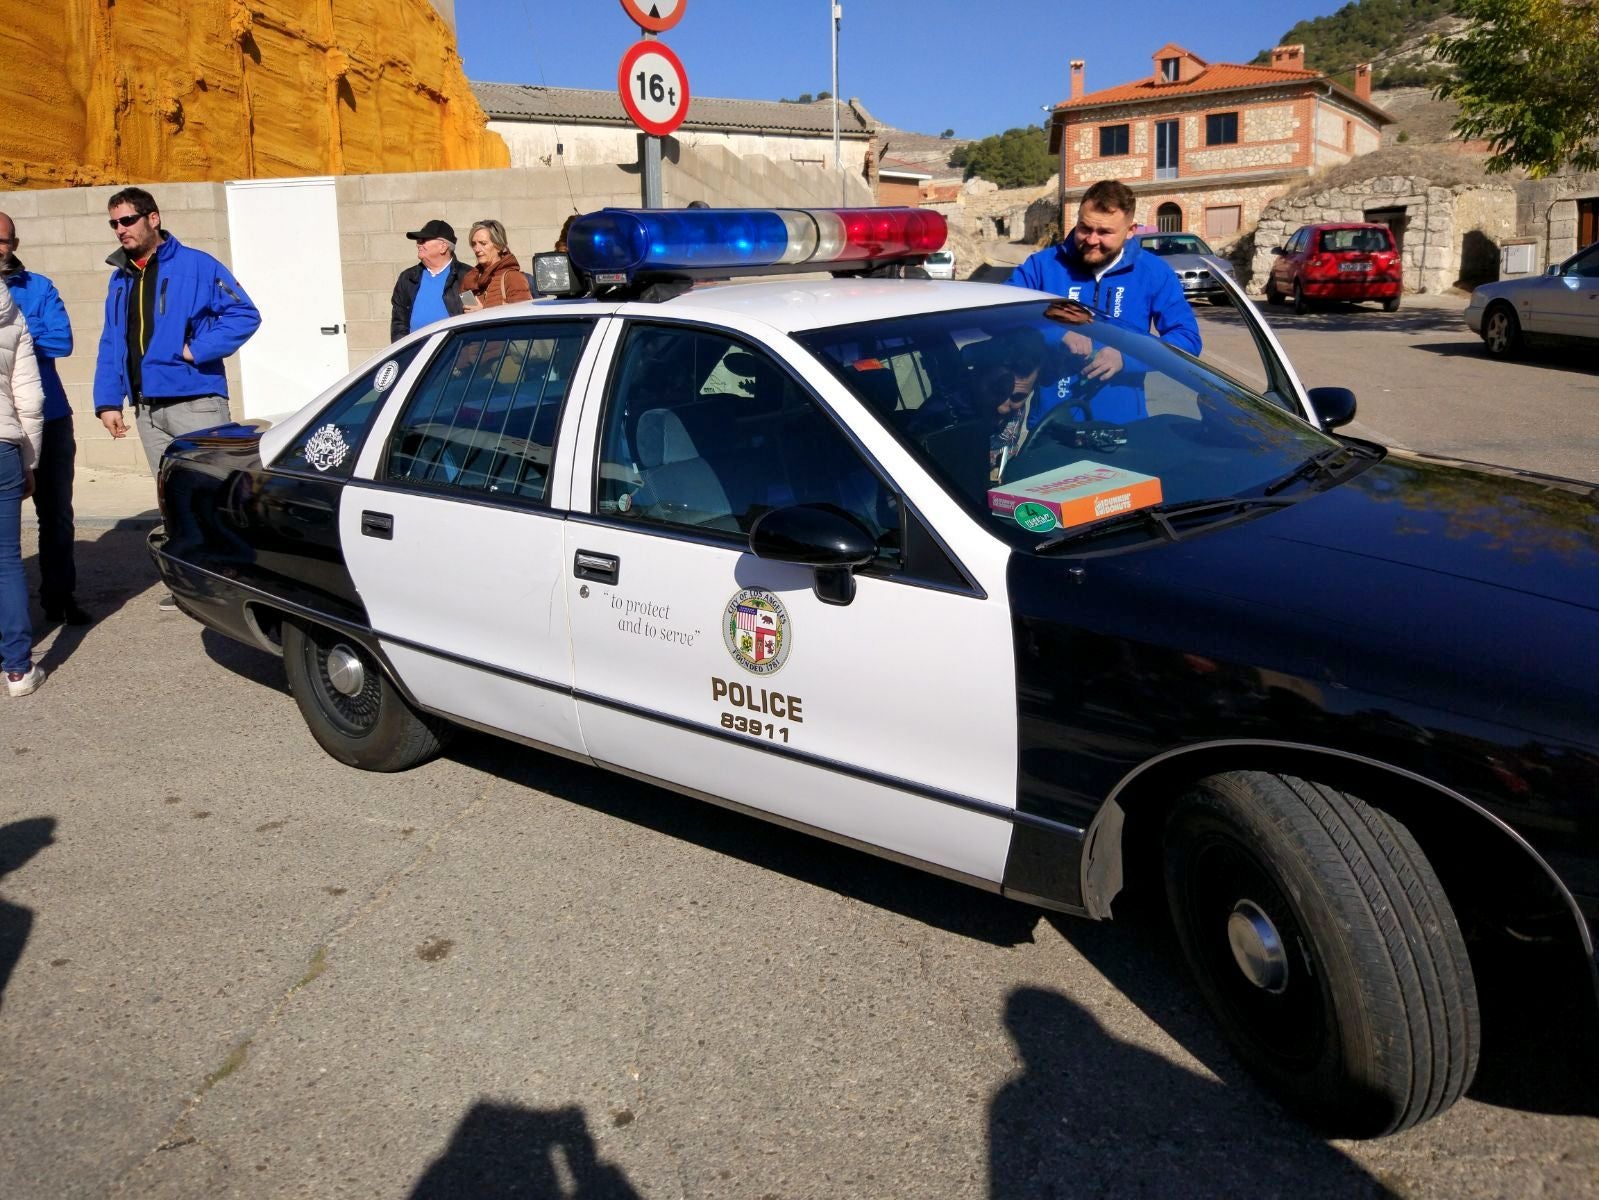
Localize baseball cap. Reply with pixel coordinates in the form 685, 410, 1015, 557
406, 219, 456, 243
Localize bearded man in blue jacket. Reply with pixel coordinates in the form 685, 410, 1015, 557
93, 188, 260, 609
1008, 179, 1200, 425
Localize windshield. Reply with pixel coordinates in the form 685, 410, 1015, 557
1140, 235, 1215, 256
795, 300, 1342, 551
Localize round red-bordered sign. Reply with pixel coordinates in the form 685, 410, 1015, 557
617, 40, 691, 138
619, 0, 685, 34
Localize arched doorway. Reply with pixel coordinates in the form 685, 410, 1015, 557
1156, 202, 1183, 232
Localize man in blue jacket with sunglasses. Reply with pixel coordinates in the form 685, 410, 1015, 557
1008, 179, 1200, 425
93, 187, 260, 609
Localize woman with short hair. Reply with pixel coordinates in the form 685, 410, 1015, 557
461, 219, 532, 309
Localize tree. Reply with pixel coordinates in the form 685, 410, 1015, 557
940, 128, 955, 139
1435, 0, 1599, 176
951, 125, 1053, 189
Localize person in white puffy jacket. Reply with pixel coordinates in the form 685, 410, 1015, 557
0, 274, 46, 696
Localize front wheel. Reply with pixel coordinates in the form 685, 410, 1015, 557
1292, 281, 1311, 315
282, 620, 451, 772
1481, 303, 1522, 357
1163, 771, 1479, 1136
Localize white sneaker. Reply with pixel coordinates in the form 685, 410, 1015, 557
5, 666, 45, 698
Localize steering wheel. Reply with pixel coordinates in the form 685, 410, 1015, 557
1003, 376, 1113, 470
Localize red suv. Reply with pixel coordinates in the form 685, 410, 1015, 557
1266, 222, 1402, 314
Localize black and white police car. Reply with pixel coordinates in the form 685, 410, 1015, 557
152, 206, 1599, 1137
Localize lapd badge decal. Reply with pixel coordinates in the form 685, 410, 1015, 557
304, 424, 351, 472
374, 359, 401, 391
723, 588, 791, 676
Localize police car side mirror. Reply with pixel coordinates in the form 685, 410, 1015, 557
749, 505, 877, 607
1306, 386, 1357, 430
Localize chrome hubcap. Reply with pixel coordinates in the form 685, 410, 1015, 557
1227, 899, 1289, 993
326, 645, 366, 697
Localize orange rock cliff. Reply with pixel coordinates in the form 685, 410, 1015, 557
1, 0, 508, 188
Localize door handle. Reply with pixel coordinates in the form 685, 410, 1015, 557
320, 324, 344, 335
361, 511, 394, 540
574, 549, 619, 585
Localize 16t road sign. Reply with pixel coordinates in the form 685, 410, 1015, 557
618, 39, 690, 138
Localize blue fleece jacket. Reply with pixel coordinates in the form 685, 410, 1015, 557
2, 262, 72, 422
1007, 235, 1201, 423
94, 232, 261, 412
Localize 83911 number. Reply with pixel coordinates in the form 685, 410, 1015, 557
721, 712, 789, 743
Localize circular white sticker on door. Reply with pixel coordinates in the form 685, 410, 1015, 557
722, 588, 791, 676
374, 360, 400, 391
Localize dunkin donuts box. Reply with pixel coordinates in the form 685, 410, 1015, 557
988, 460, 1164, 532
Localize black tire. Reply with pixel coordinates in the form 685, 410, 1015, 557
1481, 302, 1522, 358
1382, 294, 1401, 313
1164, 771, 1479, 1137
1292, 281, 1310, 315
281, 620, 450, 772
1264, 278, 1283, 305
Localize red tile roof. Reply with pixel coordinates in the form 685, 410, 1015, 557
1057, 62, 1318, 110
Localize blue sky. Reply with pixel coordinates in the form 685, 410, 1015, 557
455, 0, 1352, 140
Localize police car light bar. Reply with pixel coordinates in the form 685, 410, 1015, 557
566, 207, 948, 285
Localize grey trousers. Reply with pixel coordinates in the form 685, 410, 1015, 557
134, 395, 234, 480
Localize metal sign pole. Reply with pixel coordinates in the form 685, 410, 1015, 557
644, 135, 663, 207
831, 2, 842, 204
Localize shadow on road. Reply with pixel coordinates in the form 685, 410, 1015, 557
0, 817, 57, 1013
1410, 340, 1599, 377
200, 627, 289, 695
409, 1101, 640, 1199
451, 732, 1045, 949
1203, 302, 1467, 335
989, 984, 1393, 1199
29, 518, 166, 677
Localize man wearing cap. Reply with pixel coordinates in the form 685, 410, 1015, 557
390, 220, 470, 341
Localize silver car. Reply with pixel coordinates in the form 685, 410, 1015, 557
1464, 240, 1599, 357
1134, 232, 1236, 303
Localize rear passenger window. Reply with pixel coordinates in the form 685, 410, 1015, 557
277, 342, 423, 477
383, 321, 589, 503
594, 324, 900, 562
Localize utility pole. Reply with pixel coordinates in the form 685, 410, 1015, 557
831, 2, 842, 203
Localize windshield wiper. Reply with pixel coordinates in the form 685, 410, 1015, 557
1034, 496, 1295, 553
1262, 444, 1376, 496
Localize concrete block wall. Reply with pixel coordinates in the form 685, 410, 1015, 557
0, 181, 242, 472
5, 147, 877, 474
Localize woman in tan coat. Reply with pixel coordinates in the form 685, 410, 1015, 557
460, 220, 532, 309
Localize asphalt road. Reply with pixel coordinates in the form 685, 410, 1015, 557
2, 301, 1598, 1199
1199, 295, 1599, 485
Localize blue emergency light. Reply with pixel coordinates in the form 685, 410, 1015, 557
566, 207, 948, 285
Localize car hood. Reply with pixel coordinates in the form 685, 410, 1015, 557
1153, 252, 1232, 274
1068, 447, 1599, 739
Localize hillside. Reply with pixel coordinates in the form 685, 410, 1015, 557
1251, 0, 1465, 90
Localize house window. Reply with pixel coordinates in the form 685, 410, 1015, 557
1099, 124, 1130, 157
1205, 205, 1241, 238
1161, 57, 1180, 82
1156, 203, 1183, 232
1205, 112, 1239, 145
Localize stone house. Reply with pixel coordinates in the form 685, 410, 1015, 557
1047, 44, 1391, 245
474, 82, 877, 193
876, 157, 933, 206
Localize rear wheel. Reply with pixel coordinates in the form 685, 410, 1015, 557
1481, 302, 1522, 357
1292, 280, 1311, 315
1164, 771, 1479, 1137
1382, 294, 1401, 313
282, 620, 450, 772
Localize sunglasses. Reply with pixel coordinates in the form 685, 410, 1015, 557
108, 213, 150, 229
